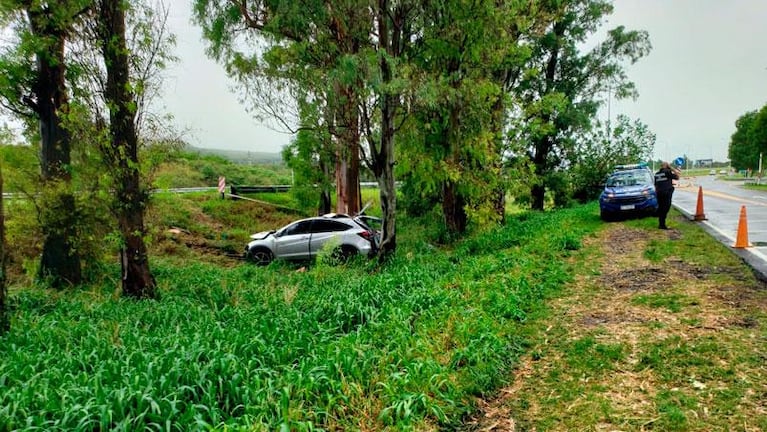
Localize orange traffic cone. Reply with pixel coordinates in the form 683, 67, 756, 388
693, 186, 707, 221
733, 205, 751, 248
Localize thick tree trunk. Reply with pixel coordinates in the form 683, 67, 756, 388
335, 150, 348, 213
442, 180, 467, 235
100, 0, 156, 299
28, 13, 81, 287
376, 90, 397, 259
442, 99, 468, 234
0, 164, 8, 334
372, 0, 399, 260
334, 85, 361, 216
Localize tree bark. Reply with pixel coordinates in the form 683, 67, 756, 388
0, 163, 8, 334
442, 180, 467, 234
443, 99, 468, 234
369, 0, 401, 260
334, 84, 361, 216
100, 0, 156, 299
28, 9, 81, 287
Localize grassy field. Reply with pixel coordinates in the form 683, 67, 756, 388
2, 190, 765, 431
1, 192, 600, 430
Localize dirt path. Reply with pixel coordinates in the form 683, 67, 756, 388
465, 224, 767, 431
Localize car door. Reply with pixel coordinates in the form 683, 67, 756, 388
308, 220, 350, 256
273, 220, 313, 259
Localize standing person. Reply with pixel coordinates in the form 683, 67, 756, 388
654, 161, 681, 229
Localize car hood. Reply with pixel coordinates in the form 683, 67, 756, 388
249, 230, 274, 240
603, 185, 652, 195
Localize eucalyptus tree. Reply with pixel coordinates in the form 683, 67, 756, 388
194, 0, 372, 216
398, 0, 530, 234
78, 0, 176, 298
0, 0, 91, 287
508, 0, 650, 210
194, 0, 416, 257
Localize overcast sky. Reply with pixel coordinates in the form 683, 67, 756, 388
161, 0, 767, 162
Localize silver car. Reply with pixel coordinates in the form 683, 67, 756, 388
244, 214, 379, 265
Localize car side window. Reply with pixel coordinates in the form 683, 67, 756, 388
283, 220, 313, 236
310, 220, 350, 233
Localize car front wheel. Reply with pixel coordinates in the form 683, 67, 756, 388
248, 247, 274, 266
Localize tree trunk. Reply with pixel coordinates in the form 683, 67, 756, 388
335, 147, 348, 213
490, 86, 507, 224
530, 20, 563, 211
334, 84, 361, 216
531, 183, 546, 211
0, 163, 8, 334
443, 180, 467, 235
319, 156, 332, 215
371, 0, 399, 260
28, 11, 81, 287
100, 0, 156, 299
375, 78, 397, 259
442, 98, 468, 234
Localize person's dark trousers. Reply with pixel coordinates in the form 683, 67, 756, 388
657, 190, 673, 229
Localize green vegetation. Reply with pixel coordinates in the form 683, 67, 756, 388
728, 103, 767, 171
151, 151, 292, 189
0, 193, 601, 430
489, 212, 767, 431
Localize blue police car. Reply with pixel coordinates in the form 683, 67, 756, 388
599, 164, 658, 221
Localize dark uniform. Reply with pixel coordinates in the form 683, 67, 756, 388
654, 166, 679, 229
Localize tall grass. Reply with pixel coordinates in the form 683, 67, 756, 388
0, 204, 601, 430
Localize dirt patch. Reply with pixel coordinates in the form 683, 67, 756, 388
157, 228, 244, 266
580, 311, 647, 327
601, 227, 648, 254
600, 267, 665, 291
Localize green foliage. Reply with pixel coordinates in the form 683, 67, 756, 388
509, 0, 651, 209
728, 105, 767, 171
0, 201, 601, 430
569, 115, 656, 202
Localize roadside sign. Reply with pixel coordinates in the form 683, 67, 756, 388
218, 177, 226, 196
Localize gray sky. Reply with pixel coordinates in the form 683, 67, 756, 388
161, 0, 767, 162
602, 0, 767, 162
162, 0, 290, 154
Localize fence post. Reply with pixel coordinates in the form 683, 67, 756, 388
218, 177, 226, 199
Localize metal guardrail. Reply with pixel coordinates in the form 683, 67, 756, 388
231, 185, 291, 194
2, 183, 390, 199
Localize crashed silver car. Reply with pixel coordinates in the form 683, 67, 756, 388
244, 213, 379, 265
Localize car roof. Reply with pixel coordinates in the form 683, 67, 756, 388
610, 168, 651, 175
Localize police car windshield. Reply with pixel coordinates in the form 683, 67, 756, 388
606, 171, 648, 187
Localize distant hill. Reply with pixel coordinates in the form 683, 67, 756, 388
185, 145, 284, 164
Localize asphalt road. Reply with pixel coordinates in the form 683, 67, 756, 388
672, 175, 767, 280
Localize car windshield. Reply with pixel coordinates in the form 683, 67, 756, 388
606, 171, 650, 187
